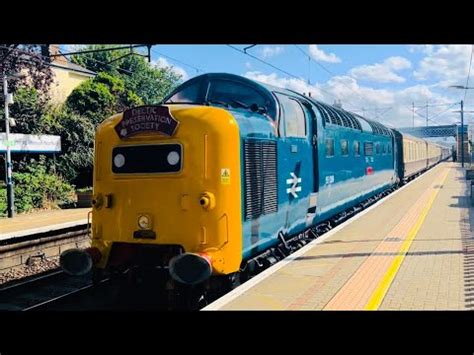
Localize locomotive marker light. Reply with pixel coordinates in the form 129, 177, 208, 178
286, 172, 302, 198
113, 153, 125, 168
115, 105, 180, 139
167, 151, 180, 165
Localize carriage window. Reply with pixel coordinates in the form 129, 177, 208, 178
375, 143, 380, 155
326, 138, 335, 157
275, 93, 306, 137
354, 141, 360, 156
340, 139, 349, 156
364, 142, 373, 156
382, 143, 387, 155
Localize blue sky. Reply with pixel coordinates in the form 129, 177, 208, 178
65, 45, 474, 131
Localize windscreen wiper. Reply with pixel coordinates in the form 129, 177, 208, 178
206, 99, 230, 108
229, 99, 250, 109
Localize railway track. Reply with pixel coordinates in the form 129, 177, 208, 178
0, 269, 96, 310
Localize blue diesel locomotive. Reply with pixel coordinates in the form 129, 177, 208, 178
60, 73, 450, 304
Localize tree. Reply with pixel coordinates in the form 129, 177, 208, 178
51, 107, 95, 186
70, 45, 182, 104
0, 87, 56, 177
8, 87, 51, 134
66, 72, 143, 126
0, 44, 53, 99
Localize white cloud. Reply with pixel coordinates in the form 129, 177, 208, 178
308, 45, 341, 63
244, 71, 323, 98
243, 70, 459, 128
408, 45, 434, 54
261, 46, 284, 59
245, 61, 252, 69
414, 45, 472, 83
349, 56, 412, 83
152, 57, 188, 80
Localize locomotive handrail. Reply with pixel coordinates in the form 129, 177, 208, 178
86, 210, 92, 239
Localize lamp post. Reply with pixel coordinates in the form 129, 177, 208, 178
2, 72, 14, 217
2, 71, 22, 218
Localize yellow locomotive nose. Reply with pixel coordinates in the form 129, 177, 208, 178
90, 104, 243, 279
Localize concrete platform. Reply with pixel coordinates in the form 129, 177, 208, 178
205, 162, 473, 310
0, 208, 90, 241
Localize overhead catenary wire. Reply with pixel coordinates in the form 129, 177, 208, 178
408, 102, 460, 125
427, 102, 459, 121
412, 101, 459, 108
151, 47, 205, 74
294, 45, 378, 104
227, 44, 361, 110
0, 44, 136, 76
409, 102, 463, 126
293, 45, 395, 121
464, 45, 474, 102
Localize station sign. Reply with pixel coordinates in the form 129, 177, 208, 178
115, 105, 180, 139
0, 133, 61, 153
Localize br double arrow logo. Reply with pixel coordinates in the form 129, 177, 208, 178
286, 172, 302, 198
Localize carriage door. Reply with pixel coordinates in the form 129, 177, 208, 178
303, 99, 319, 226
275, 93, 315, 235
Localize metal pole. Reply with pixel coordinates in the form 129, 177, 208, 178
426, 102, 428, 127
147, 45, 152, 63
3, 73, 14, 217
461, 100, 465, 168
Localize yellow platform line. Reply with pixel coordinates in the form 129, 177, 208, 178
364, 168, 451, 310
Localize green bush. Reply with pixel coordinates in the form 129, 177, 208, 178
51, 108, 95, 185
0, 188, 6, 217
0, 162, 76, 216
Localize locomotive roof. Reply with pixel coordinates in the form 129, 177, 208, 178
164, 72, 394, 137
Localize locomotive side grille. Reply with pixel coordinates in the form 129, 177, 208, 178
244, 140, 278, 220
261, 142, 278, 214
244, 142, 263, 220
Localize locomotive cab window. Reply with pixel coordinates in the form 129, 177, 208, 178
207, 79, 273, 115
163, 75, 277, 119
165, 81, 202, 104
275, 93, 307, 138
